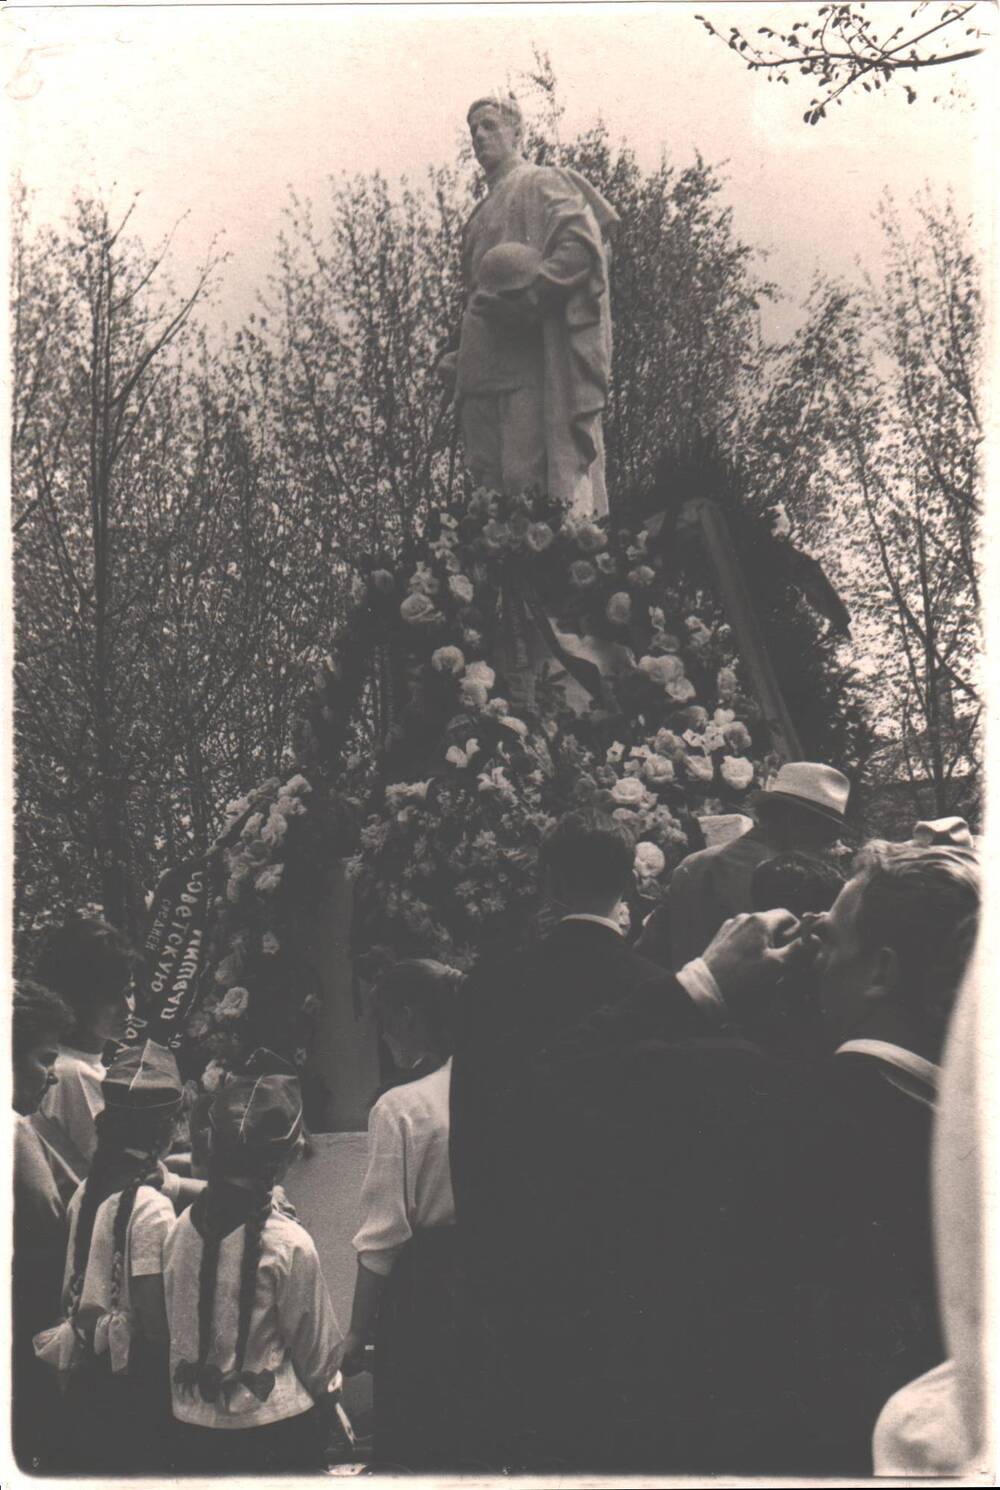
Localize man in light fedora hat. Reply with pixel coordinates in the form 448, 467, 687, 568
638, 761, 851, 971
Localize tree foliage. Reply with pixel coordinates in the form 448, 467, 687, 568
696, 2, 989, 123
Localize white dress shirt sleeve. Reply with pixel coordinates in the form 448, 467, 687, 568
352, 1094, 412, 1277
278, 1234, 343, 1401
675, 958, 727, 1019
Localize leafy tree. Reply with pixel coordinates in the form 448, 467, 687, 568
696, 2, 989, 123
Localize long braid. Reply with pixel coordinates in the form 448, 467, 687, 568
233, 1169, 278, 1373
193, 1186, 226, 1373
109, 1148, 165, 1316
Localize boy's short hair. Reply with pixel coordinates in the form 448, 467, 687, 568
13, 979, 74, 1057
751, 852, 846, 919
852, 840, 979, 1040
539, 811, 636, 903
34, 915, 139, 1030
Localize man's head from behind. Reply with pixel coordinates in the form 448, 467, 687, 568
539, 810, 635, 920
813, 840, 980, 1057
751, 852, 846, 920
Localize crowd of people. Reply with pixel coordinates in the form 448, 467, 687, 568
11, 760, 985, 1478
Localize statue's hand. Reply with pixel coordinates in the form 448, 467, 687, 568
471, 287, 542, 329
434, 350, 458, 389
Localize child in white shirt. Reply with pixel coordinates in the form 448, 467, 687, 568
164, 1050, 348, 1475
34, 1039, 184, 1476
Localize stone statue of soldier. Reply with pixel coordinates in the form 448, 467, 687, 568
437, 94, 619, 520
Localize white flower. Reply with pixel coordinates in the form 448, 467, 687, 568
240, 813, 264, 841
385, 781, 431, 808
262, 931, 281, 955
649, 607, 666, 631
684, 754, 715, 784
448, 575, 475, 604
526, 522, 554, 553
628, 565, 656, 588
217, 986, 250, 1021
606, 741, 626, 764
460, 678, 490, 710
569, 559, 597, 589
497, 715, 528, 737
638, 653, 684, 688
214, 954, 243, 988
724, 721, 753, 752
255, 864, 284, 894
717, 666, 738, 700
665, 676, 696, 702
432, 645, 466, 675
611, 777, 647, 806
281, 774, 311, 796
596, 552, 617, 575
463, 628, 484, 649
702, 724, 728, 752
186, 1013, 210, 1040
400, 592, 437, 624
261, 807, 288, 846
576, 522, 608, 554
720, 755, 755, 790
634, 841, 667, 879
654, 728, 684, 755
408, 561, 440, 596
714, 707, 736, 725
466, 660, 495, 690
770, 503, 791, 538
446, 738, 480, 768
202, 1061, 227, 1092
484, 697, 511, 717
606, 592, 632, 626
643, 753, 675, 786
616, 902, 632, 934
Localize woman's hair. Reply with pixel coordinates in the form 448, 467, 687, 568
65, 1103, 174, 1324
34, 916, 139, 1037
373, 958, 466, 1059
12, 979, 73, 1056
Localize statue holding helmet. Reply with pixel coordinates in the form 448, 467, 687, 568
438, 94, 619, 520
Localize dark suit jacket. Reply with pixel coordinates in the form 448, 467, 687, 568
520, 1014, 943, 1476
800, 1049, 943, 1473
448, 919, 716, 1471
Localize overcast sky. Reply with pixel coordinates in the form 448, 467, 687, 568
3, 2, 995, 343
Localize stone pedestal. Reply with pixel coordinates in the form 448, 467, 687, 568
301, 863, 381, 1133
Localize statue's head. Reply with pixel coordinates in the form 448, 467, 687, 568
467, 94, 523, 175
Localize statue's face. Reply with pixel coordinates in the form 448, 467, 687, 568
469, 105, 520, 173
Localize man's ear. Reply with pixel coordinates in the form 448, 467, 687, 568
864, 945, 900, 1002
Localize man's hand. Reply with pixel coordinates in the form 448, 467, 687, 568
702, 910, 805, 1009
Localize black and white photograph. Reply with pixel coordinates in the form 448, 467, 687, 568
4, 1, 995, 1482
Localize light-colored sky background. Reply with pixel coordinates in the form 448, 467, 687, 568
3, 2, 995, 344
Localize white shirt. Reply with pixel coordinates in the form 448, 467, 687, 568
41, 1046, 106, 1169
63, 1179, 175, 1372
352, 1059, 455, 1277
164, 1203, 342, 1429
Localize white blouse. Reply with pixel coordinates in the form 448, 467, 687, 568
65, 1180, 175, 1372
163, 1203, 342, 1429
352, 1058, 455, 1277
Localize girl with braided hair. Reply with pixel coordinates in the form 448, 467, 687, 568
164, 1051, 348, 1475
33, 1039, 185, 1474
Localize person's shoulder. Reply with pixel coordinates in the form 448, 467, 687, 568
266, 1208, 320, 1266
375, 1060, 450, 1122
133, 1182, 176, 1222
